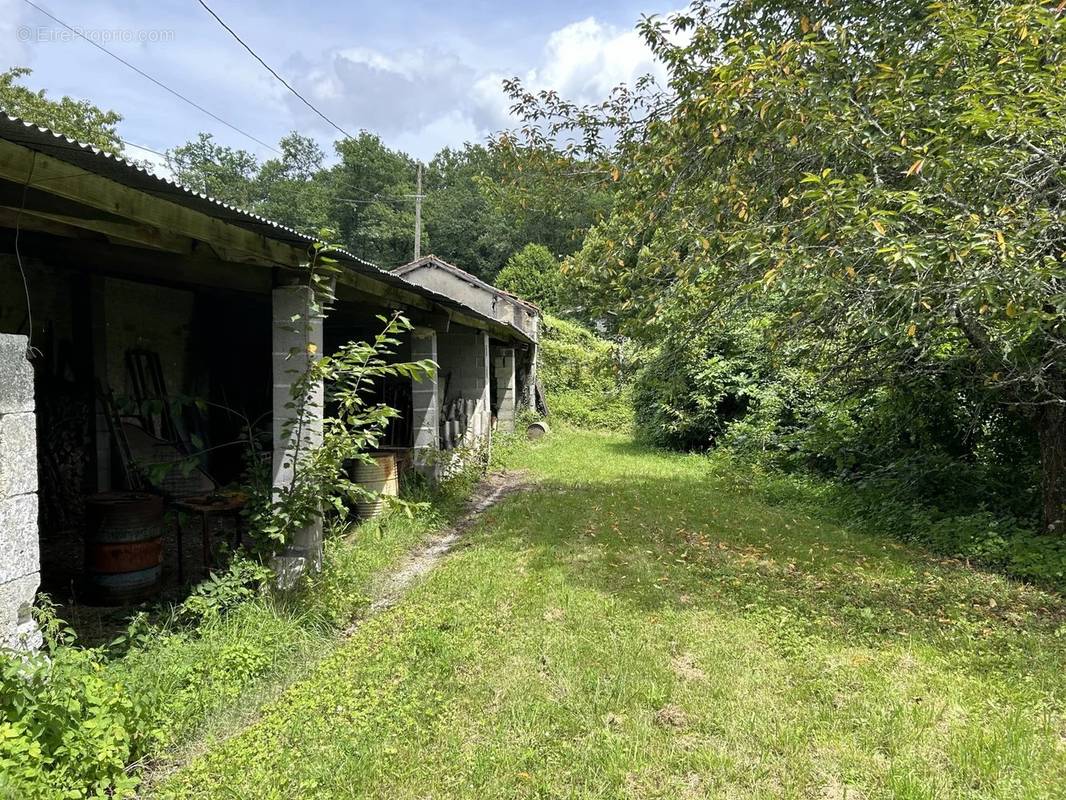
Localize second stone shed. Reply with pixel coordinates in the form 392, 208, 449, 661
393, 255, 540, 439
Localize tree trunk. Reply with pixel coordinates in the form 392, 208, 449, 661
1038, 403, 1066, 533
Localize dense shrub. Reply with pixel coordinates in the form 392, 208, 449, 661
494, 244, 565, 313
629, 315, 1055, 583
0, 616, 156, 799
632, 322, 777, 451
538, 314, 632, 432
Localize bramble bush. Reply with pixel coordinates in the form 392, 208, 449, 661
538, 314, 632, 432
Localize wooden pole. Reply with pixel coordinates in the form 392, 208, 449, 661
414, 163, 422, 261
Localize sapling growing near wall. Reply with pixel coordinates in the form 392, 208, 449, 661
247, 237, 435, 552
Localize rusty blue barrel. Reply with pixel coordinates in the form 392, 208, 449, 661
85, 492, 164, 604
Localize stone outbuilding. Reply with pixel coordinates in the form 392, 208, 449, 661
0, 113, 539, 648
393, 255, 540, 437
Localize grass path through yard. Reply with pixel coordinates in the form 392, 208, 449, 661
153, 430, 1066, 799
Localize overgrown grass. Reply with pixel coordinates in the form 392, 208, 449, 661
708, 450, 1066, 591
114, 469, 481, 782
154, 430, 1066, 799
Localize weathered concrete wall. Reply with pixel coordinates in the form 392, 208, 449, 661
3, 262, 198, 493
0, 257, 75, 342
395, 262, 540, 343
0, 334, 41, 650
103, 277, 194, 405
271, 285, 323, 586
493, 346, 517, 433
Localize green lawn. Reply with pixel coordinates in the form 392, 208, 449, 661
153, 430, 1066, 799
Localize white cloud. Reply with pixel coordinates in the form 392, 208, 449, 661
2, 3, 680, 162
280, 12, 669, 160
533, 17, 667, 102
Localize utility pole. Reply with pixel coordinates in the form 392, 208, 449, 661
413, 162, 423, 261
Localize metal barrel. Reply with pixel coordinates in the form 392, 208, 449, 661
84, 492, 164, 604
351, 453, 399, 519
526, 420, 550, 440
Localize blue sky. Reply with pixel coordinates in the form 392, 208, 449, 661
1, 0, 678, 168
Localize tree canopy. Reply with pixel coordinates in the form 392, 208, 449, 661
502, 0, 1066, 532
0, 67, 123, 153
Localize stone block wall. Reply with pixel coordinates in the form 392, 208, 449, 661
493, 347, 517, 433
0, 334, 41, 650
438, 329, 490, 445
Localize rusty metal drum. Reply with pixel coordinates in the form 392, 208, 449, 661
85, 491, 164, 604
352, 453, 399, 519
526, 420, 550, 440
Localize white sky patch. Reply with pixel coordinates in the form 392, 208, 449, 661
3, 1, 683, 162
283, 12, 672, 160
532, 16, 668, 102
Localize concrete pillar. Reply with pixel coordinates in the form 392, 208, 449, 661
0, 334, 41, 650
410, 326, 439, 477
271, 285, 323, 585
493, 346, 517, 433
473, 331, 491, 441
529, 344, 538, 411
521, 343, 538, 412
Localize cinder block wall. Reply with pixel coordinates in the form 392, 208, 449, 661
437, 329, 490, 443
410, 327, 439, 470
0, 334, 41, 650
493, 346, 517, 433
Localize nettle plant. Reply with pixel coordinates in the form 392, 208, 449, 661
246, 238, 436, 550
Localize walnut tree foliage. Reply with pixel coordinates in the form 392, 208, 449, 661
501, 1, 1066, 531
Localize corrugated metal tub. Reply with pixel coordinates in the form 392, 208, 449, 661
84, 491, 164, 604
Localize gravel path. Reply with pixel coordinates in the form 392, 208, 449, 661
357, 469, 531, 620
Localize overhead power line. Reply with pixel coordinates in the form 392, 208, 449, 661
121, 139, 169, 160
20, 0, 282, 155
195, 0, 356, 142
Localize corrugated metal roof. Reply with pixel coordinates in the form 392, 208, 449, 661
0, 111, 520, 336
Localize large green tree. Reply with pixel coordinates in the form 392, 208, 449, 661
422, 144, 515, 280
505, 0, 1066, 531
0, 67, 123, 153
254, 133, 332, 234
167, 132, 259, 207
327, 132, 419, 266
494, 243, 565, 312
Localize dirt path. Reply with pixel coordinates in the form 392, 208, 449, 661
143, 469, 532, 791
356, 469, 531, 622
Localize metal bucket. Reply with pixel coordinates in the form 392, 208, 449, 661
85, 491, 164, 604
352, 453, 399, 519
526, 420, 550, 440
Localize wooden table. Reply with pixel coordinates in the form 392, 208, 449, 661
172, 492, 247, 582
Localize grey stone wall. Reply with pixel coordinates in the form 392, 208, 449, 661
0, 334, 41, 650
